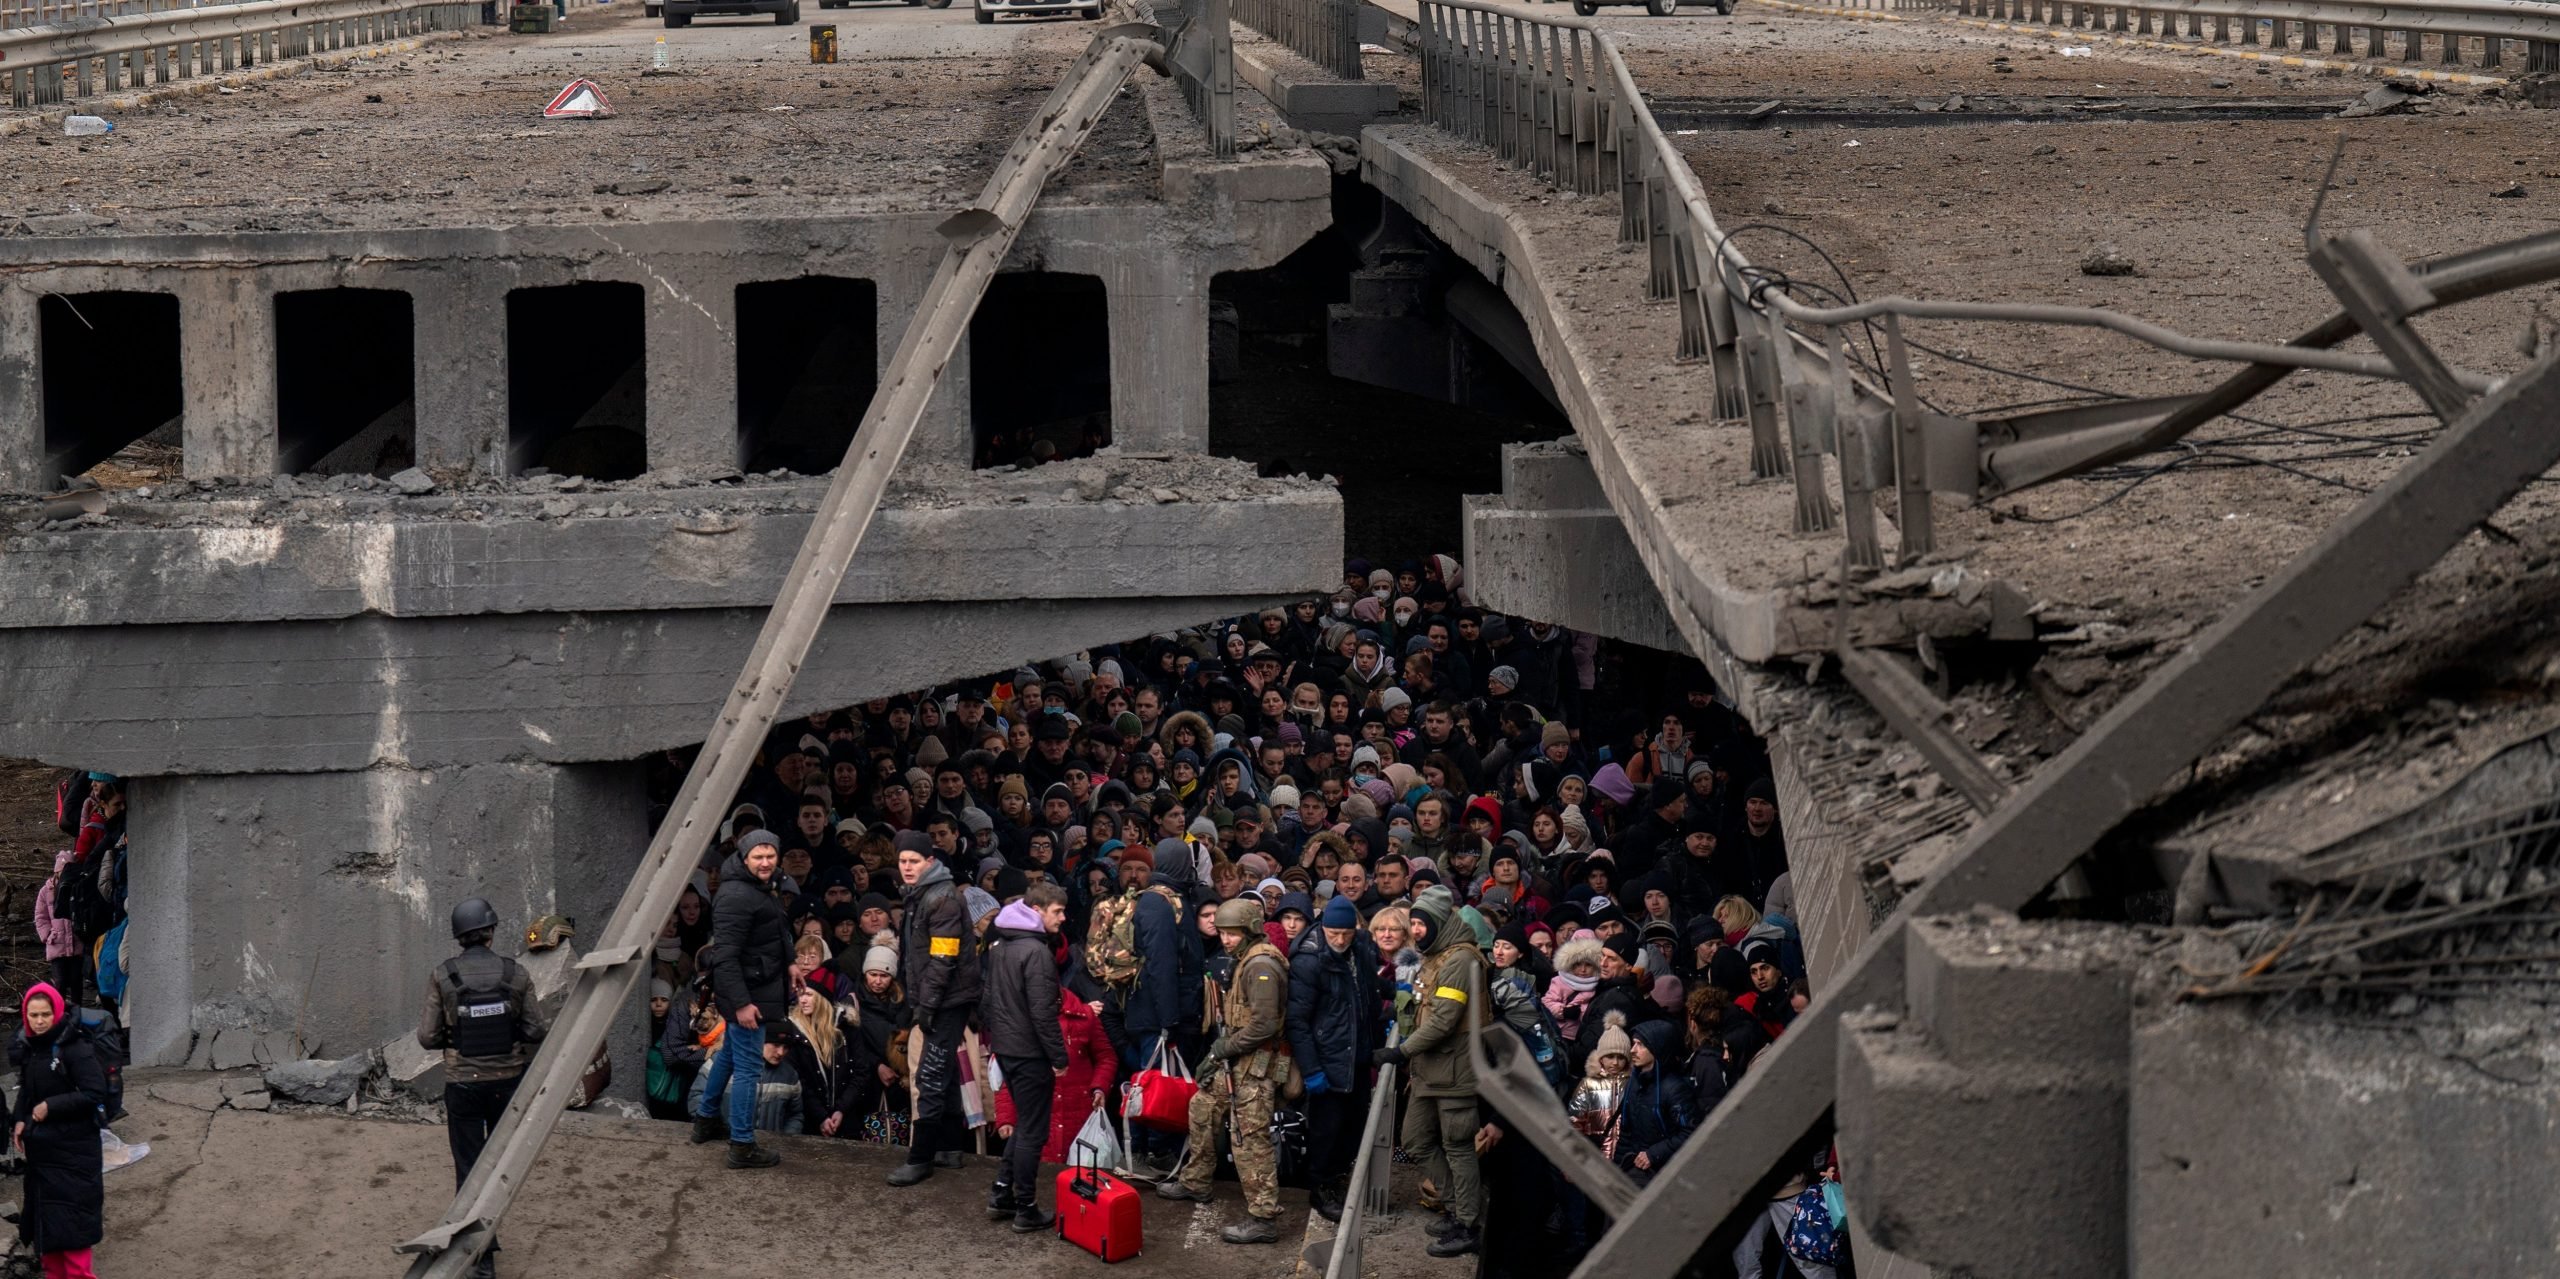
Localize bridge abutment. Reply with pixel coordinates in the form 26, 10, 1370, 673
126, 760, 647, 1070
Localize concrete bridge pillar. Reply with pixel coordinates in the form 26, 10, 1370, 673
125, 761, 649, 1074
644, 263, 741, 475
409, 265, 511, 477
878, 258, 973, 467
178, 269, 280, 480
1106, 256, 1211, 453
0, 281, 40, 491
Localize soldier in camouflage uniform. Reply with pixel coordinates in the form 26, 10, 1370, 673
1375, 884, 1488, 1258
1158, 896, 1294, 1244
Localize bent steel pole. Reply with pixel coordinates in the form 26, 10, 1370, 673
1572, 343, 2560, 1279
395, 32, 1165, 1278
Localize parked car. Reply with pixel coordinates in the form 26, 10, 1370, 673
973, 0, 1098, 23
665, 0, 797, 24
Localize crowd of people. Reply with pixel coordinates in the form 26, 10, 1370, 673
645, 553, 1852, 1277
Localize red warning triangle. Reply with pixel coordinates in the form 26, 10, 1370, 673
543, 79, 615, 119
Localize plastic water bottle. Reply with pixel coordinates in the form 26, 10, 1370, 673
63, 115, 113, 136
653, 36, 669, 69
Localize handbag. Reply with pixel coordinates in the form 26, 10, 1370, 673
1124, 1039, 1198, 1134
861, 1095, 913, 1147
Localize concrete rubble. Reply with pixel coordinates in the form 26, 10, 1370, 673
262, 1050, 381, 1106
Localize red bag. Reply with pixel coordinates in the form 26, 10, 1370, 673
1059, 1154, 1143, 1261
1123, 1041, 1196, 1135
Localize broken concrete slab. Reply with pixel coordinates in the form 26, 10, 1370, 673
145, 1078, 227, 1112
205, 1027, 258, 1071
229, 1090, 272, 1112
253, 1029, 301, 1066
519, 945, 580, 1012
261, 1052, 377, 1106
381, 1032, 447, 1100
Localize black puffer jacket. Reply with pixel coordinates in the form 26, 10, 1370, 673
710, 851, 793, 1022
901, 860, 981, 1015
981, 905, 1070, 1068
1286, 926, 1380, 1085
13, 1024, 106, 1254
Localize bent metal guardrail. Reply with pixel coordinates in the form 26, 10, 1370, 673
1233, 0, 1361, 77
4, 0, 252, 34
1411, 0, 2557, 570
1, 0, 474, 107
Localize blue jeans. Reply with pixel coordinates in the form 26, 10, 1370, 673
694, 1017, 765, 1144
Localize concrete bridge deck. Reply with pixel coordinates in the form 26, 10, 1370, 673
1, 5, 1157, 234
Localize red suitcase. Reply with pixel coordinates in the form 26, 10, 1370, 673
1124, 1042, 1197, 1134
1058, 1161, 1143, 1262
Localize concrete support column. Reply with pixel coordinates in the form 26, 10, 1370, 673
0, 282, 42, 492
644, 265, 739, 474
125, 761, 648, 1082
410, 266, 509, 477
878, 259, 973, 466
1106, 256, 1211, 454
1839, 916, 2132, 1278
177, 269, 279, 480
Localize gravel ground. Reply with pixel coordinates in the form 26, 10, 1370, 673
0, 4, 1162, 234
0, 759, 64, 1010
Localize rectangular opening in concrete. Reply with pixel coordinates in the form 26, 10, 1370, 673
40, 290, 183, 484
736, 276, 879, 475
276, 288, 416, 476
507, 281, 645, 479
1208, 219, 1570, 560
968, 271, 1109, 468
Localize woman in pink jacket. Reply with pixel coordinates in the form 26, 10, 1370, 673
33, 852, 79, 1001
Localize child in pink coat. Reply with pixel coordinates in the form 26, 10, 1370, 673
33, 852, 79, 999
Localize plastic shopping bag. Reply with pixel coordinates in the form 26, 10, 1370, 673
1073, 1108, 1125, 1174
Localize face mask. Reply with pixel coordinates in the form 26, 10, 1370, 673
1332, 602, 1350, 617
1374, 588, 1391, 600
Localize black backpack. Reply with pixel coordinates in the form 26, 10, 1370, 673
73, 1009, 127, 1124
53, 855, 108, 940
51, 771, 82, 838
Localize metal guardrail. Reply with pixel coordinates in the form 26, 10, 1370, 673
2, 0, 473, 107
1234, 0, 1360, 78
1939, 0, 2560, 73
3, 0, 249, 34
393, 25, 1174, 1279
1167, 0, 1237, 157
1317, 1027, 1396, 1279
1409, 0, 2540, 574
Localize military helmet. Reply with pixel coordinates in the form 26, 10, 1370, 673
1214, 896, 1266, 933
450, 897, 499, 940
525, 913, 577, 952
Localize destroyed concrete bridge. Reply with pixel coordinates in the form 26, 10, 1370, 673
9, 0, 2560, 1271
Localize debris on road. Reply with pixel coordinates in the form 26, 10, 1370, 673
543, 78, 616, 119
2338, 81, 2427, 118
2080, 243, 2139, 276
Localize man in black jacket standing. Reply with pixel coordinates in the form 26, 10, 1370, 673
891, 842, 981, 1186
694, 830, 791, 1169
982, 882, 1072, 1231
1287, 893, 1380, 1221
